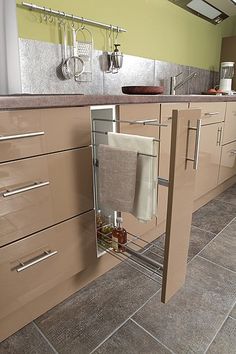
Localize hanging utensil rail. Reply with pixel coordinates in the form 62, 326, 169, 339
21, 2, 127, 33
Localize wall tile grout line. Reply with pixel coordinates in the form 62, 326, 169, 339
203, 299, 236, 354
32, 321, 59, 354
130, 318, 176, 354
89, 288, 161, 354
197, 255, 236, 274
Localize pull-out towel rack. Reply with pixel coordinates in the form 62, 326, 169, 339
92, 108, 202, 303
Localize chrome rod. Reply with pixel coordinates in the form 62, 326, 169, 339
16, 250, 58, 272
125, 246, 163, 269
186, 119, 201, 170
158, 177, 169, 187
98, 234, 163, 271
193, 119, 201, 170
3, 181, 50, 197
204, 112, 219, 116
21, 2, 127, 32
92, 131, 160, 142
99, 244, 162, 282
92, 117, 166, 128
0, 131, 44, 141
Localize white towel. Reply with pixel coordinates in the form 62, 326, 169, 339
108, 132, 158, 222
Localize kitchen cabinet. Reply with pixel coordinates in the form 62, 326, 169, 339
222, 102, 236, 145
0, 147, 93, 246
189, 102, 225, 125
0, 107, 91, 163
194, 123, 223, 199
0, 210, 96, 321
218, 141, 236, 184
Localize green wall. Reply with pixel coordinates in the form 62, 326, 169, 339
16, 0, 236, 70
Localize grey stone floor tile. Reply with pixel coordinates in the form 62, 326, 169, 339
0, 323, 55, 354
94, 320, 171, 354
215, 183, 236, 206
191, 199, 236, 234
153, 226, 216, 261
230, 304, 236, 320
133, 256, 236, 354
207, 317, 236, 354
200, 219, 236, 272
35, 263, 159, 354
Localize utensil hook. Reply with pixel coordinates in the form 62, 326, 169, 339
48, 8, 54, 23
43, 6, 47, 22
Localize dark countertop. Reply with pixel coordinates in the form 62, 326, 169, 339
1, 94, 236, 110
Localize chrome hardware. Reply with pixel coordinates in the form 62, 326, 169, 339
0, 131, 45, 141
2, 181, 50, 197
186, 119, 201, 170
21, 2, 127, 32
216, 127, 223, 146
230, 150, 236, 155
170, 72, 197, 95
16, 250, 58, 272
204, 112, 219, 116
158, 177, 169, 187
129, 119, 168, 127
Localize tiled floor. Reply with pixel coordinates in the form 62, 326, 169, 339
1, 185, 236, 354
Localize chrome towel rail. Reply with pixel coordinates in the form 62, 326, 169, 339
92, 118, 167, 127
92, 130, 160, 143
21, 2, 127, 33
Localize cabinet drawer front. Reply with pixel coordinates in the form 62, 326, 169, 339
190, 102, 226, 124
222, 102, 236, 144
119, 103, 160, 138
0, 210, 96, 319
194, 123, 223, 199
0, 147, 93, 246
218, 141, 236, 184
0, 107, 91, 162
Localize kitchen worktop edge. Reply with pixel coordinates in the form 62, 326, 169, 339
1, 94, 236, 110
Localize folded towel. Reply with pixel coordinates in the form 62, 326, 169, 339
98, 144, 138, 213
108, 132, 158, 222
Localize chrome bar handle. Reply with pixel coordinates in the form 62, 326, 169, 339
216, 127, 223, 146
186, 119, 201, 170
0, 131, 45, 142
16, 250, 58, 272
204, 112, 219, 116
3, 181, 50, 197
129, 119, 167, 127
193, 119, 201, 170
230, 150, 236, 155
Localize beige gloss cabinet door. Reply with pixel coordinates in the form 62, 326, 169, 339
218, 141, 236, 184
190, 102, 226, 125
0, 210, 96, 321
0, 107, 91, 163
222, 102, 236, 144
157, 103, 188, 226
0, 147, 93, 246
119, 104, 160, 237
194, 123, 223, 199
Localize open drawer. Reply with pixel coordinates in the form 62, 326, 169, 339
93, 108, 201, 303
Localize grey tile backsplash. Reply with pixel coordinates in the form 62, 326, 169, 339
19, 38, 218, 95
